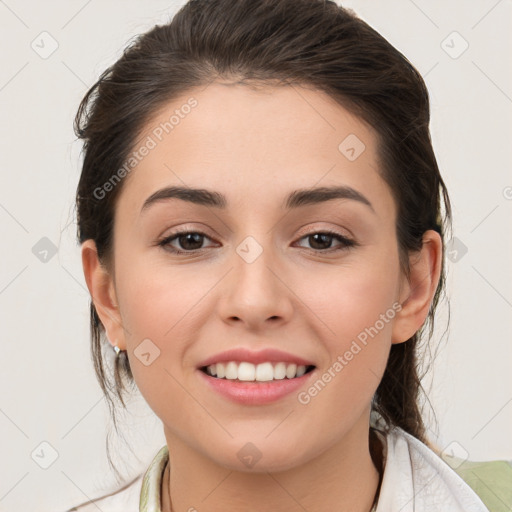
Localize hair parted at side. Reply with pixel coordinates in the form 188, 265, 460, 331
75, 0, 451, 477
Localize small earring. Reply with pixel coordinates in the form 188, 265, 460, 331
113, 345, 121, 355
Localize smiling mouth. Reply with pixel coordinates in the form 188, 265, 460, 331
200, 361, 316, 382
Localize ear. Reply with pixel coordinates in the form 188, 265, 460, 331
81, 239, 126, 351
391, 230, 443, 344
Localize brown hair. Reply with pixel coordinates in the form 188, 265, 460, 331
75, 0, 451, 478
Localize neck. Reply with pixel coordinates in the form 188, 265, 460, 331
161, 417, 383, 512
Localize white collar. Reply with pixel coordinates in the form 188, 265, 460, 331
373, 426, 489, 511
138, 427, 489, 512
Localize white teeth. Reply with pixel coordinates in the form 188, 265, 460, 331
225, 362, 238, 380
204, 361, 311, 381
238, 362, 256, 381
274, 362, 287, 379
286, 363, 297, 379
255, 362, 274, 381
296, 365, 306, 377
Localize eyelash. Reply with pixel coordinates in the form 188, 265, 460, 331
157, 228, 358, 255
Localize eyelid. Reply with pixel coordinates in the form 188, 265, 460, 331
295, 223, 355, 241
157, 223, 215, 244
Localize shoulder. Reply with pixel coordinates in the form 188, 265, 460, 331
445, 456, 512, 512
64, 474, 143, 512
64, 445, 169, 512
392, 427, 512, 512
374, 426, 488, 511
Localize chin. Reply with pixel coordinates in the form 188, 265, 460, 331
206, 436, 313, 474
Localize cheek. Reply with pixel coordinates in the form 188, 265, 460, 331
116, 256, 203, 340
115, 264, 198, 418
294, 264, 398, 431
299, 255, 400, 346
111, 253, 192, 384
293, 250, 400, 408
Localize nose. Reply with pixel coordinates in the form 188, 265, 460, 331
216, 238, 294, 331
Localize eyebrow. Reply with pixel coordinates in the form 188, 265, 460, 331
140, 185, 375, 214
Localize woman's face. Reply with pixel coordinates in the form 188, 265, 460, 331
90, 82, 416, 471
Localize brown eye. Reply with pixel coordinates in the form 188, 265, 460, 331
296, 231, 357, 252
158, 231, 215, 254
157, 229, 357, 255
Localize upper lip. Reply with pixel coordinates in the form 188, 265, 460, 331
197, 348, 315, 368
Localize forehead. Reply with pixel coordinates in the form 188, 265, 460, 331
116, 81, 394, 220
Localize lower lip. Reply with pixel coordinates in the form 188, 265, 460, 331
197, 368, 316, 405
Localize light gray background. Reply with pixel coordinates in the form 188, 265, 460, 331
0, 1, 511, 510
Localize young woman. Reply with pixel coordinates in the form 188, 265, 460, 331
68, 0, 507, 510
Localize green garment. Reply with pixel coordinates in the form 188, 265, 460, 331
446, 455, 512, 512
